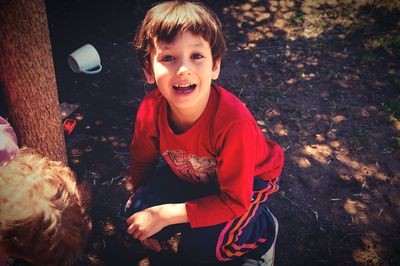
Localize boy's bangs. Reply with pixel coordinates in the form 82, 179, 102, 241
151, 6, 214, 44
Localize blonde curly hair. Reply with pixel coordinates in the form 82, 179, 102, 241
0, 148, 91, 265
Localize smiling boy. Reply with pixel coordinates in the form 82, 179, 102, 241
144, 31, 220, 134
126, 1, 284, 265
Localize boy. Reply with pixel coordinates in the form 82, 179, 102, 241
126, 1, 284, 265
0, 119, 91, 265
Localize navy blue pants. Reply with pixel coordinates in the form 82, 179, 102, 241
125, 166, 278, 264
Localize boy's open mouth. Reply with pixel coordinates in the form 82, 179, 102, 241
172, 84, 196, 94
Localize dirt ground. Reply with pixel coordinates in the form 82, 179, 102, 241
45, 0, 399, 265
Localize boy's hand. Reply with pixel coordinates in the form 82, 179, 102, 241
126, 205, 166, 240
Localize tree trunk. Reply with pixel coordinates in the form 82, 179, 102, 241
0, 0, 67, 164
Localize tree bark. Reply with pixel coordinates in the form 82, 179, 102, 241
0, 0, 67, 164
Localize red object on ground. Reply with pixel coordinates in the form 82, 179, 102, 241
63, 118, 76, 135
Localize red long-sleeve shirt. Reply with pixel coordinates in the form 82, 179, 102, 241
130, 83, 284, 228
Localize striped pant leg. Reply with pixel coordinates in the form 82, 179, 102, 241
178, 177, 279, 264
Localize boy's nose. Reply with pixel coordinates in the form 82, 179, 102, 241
176, 61, 191, 76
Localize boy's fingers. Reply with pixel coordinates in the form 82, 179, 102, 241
128, 225, 143, 240
126, 214, 135, 225
127, 222, 137, 235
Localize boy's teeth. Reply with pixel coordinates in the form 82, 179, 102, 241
174, 84, 192, 87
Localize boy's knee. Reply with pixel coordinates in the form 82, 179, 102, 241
124, 186, 163, 217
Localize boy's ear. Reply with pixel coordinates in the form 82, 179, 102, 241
211, 60, 221, 80
143, 63, 155, 84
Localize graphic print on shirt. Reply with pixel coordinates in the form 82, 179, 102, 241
163, 150, 217, 183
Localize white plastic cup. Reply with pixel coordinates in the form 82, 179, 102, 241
68, 44, 102, 74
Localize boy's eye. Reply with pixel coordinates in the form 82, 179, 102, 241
161, 55, 174, 62
191, 53, 204, 60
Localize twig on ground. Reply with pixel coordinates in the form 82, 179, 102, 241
101, 175, 123, 185
311, 209, 319, 221
370, 248, 383, 262
279, 191, 315, 219
279, 191, 300, 207
330, 198, 342, 202
339, 233, 357, 244
117, 157, 129, 169
284, 145, 291, 151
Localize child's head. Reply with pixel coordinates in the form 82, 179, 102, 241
0, 148, 91, 265
134, 0, 226, 73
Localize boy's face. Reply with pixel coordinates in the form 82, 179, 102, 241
144, 31, 221, 112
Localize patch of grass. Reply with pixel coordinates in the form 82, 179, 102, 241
359, 52, 375, 64
338, 6, 352, 17
260, 89, 286, 103
391, 75, 400, 89
365, 31, 400, 55
395, 77, 400, 87
345, 23, 363, 36
350, 129, 369, 149
314, 19, 327, 33
289, 107, 302, 117
290, 10, 305, 27
383, 99, 400, 123
262, 90, 279, 100
377, 0, 400, 11
390, 136, 400, 150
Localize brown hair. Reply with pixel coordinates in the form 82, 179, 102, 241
134, 0, 226, 72
0, 148, 91, 265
